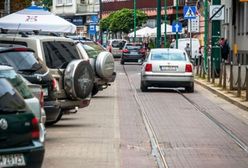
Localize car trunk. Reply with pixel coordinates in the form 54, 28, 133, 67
151, 61, 187, 73
0, 112, 34, 149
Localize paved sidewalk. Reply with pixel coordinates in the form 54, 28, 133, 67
194, 76, 248, 111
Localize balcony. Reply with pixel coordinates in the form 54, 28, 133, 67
77, 3, 100, 14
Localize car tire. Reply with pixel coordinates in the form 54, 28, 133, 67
45, 111, 63, 126
140, 81, 148, 92
64, 60, 94, 99
92, 84, 99, 96
186, 83, 194, 93
95, 51, 115, 79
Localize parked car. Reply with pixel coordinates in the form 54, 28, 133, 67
0, 65, 46, 142
140, 48, 194, 92
107, 39, 127, 58
120, 43, 146, 64
0, 36, 94, 125
0, 78, 45, 168
72, 38, 116, 96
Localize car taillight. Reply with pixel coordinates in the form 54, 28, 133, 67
40, 91, 44, 108
139, 48, 146, 53
52, 79, 57, 91
145, 63, 152, 72
13, 48, 28, 52
32, 117, 40, 140
185, 64, 193, 72
122, 49, 129, 53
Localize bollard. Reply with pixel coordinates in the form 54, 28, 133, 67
246, 66, 248, 101
202, 57, 206, 79
219, 60, 223, 87
237, 64, 241, 97
223, 61, 227, 90
207, 57, 210, 82
230, 62, 234, 90
212, 58, 215, 84
196, 56, 200, 75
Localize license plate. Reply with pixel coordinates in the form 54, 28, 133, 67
0, 154, 26, 167
130, 51, 138, 55
160, 66, 178, 71
42, 88, 48, 96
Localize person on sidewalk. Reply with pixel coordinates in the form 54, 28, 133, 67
185, 43, 191, 59
219, 38, 230, 63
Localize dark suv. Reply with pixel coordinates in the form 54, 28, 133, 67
0, 35, 94, 125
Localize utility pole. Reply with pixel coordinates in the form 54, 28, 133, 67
99, 0, 102, 44
176, 0, 179, 49
4, 0, 10, 15
156, 0, 161, 48
164, 0, 167, 48
211, 0, 221, 75
204, 0, 209, 69
134, 0, 137, 42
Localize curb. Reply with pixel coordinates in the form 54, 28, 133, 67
195, 79, 248, 112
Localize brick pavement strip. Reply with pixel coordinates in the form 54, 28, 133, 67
42, 82, 120, 168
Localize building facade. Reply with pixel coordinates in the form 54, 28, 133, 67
52, 0, 100, 36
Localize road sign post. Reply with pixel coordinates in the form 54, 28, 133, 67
164, 0, 167, 48
176, 0, 179, 49
183, 5, 197, 60
156, 0, 161, 48
134, 0, 136, 42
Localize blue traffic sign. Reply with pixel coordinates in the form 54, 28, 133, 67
183, 6, 197, 19
89, 24, 96, 35
172, 22, 182, 33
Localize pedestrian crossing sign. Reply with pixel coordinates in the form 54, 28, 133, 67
183, 6, 197, 19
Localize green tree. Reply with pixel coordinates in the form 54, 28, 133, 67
100, 8, 148, 34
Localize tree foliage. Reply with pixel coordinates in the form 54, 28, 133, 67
100, 8, 148, 33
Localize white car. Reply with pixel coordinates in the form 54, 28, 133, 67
140, 48, 194, 92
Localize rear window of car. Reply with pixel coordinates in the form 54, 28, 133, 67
0, 79, 27, 113
0, 51, 42, 71
43, 41, 80, 68
125, 44, 142, 50
111, 40, 126, 49
0, 69, 33, 99
151, 52, 186, 61
82, 42, 105, 59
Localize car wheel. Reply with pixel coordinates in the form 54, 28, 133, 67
140, 81, 148, 92
186, 83, 194, 93
64, 60, 94, 99
45, 111, 63, 126
92, 84, 99, 96
120, 60, 124, 65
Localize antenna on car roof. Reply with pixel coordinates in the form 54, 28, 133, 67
12, 23, 22, 45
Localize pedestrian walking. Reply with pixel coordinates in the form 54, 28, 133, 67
185, 43, 191, 58
219, 38, 230, 62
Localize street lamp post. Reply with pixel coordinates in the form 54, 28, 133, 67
204, 0, 209, 69
157, 0, 161, 48
134, 0, 137, 42
164, 0, 167, 48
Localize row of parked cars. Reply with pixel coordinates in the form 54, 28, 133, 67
0, 32, 116, 167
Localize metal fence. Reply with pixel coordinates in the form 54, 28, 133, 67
195, 57, 248, 101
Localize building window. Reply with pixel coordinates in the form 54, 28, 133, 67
66, 0, 72, 4
57, 0, 63, 5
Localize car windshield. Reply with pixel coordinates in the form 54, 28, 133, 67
125, 44, 142, 50
0, 51, 41, 71
0, 69, 33, 99
82, 42, 105, 59
0, 79, 27, 113
151, 52, 186, 61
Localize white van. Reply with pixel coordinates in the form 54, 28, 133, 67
170, 38, 200, 61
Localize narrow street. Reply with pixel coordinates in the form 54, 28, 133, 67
43, 62, 248, 168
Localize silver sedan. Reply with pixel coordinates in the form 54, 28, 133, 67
140, 48, 194, 92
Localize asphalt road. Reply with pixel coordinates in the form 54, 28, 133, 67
42, 62, 248, 168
